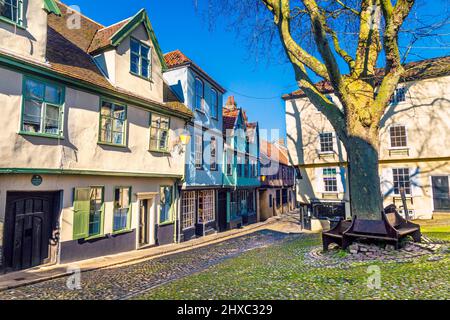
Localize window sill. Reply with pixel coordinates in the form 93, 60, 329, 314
130, 71, 153, 82
112, 229, 133, 236
318, 151, 334, 155
195, 109, 206, 115
84, 234, 106, 241
0, 16, 25, 29
19, 131, 64, 140
149, 148, 170, 155
98, 141, 127, 148
388, 147, 409, 156
158, 221, 175, 226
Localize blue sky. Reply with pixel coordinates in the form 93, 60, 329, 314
70, 0, 449, 140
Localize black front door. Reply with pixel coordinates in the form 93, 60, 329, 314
432, 176, 450, 211
3, 192, 56, 272
218, 191, 228, 232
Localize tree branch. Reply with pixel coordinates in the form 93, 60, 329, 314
301, 0, 342, 87
353, 0, 382, 79
381, 0, 415, 71
325, 26, 356, 70
262, 0, 330, 80
335, 0, 360, 16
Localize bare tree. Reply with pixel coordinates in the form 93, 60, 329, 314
199, 0, 449, 220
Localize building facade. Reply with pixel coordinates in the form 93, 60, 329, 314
0, 1, 192, 273
221, 97, 260, 230
284, 56, 450, 223
259, 140, 296, 221
163, 50, 225, 241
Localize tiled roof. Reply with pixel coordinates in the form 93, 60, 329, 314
164, 50, 226, 93
88, 19, 131, 54
260, 140, 289, 166
283, 55, 450, 100
43, 2, 192, 118
222, 110, 239, 134
222, 96, 257, 134
164, 50, 192, 68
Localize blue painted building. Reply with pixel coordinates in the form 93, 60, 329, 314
164, 50, 226, 241
221, 96, 260, 230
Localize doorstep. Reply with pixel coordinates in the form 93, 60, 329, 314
0, 214, 283, 292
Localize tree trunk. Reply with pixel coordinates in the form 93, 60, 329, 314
346, 136, 383, 220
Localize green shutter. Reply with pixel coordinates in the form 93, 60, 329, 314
73, 188, 90, 240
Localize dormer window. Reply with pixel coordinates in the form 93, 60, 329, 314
0, 0, 23, 26
130, 38, 152, 79
195, 78, 204, 111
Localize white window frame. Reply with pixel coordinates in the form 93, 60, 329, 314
323, 168, 338, 193
195, 133, 203, 169
198, 190, 215, 223
388, 123, 408, 149
319, 132, 334, 153
210, 137, 217, 171
181, 191, 196, 230
392, 167, 411, 196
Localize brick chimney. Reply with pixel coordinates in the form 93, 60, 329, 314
224, 95, 237, 110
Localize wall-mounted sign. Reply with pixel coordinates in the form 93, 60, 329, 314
31, 175, 43, 186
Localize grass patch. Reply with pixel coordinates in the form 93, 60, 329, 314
421, 225, 450, 241
135, 234, 449, 300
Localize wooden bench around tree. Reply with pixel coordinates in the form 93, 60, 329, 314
322, 207, 421, 251
322, 220, 352, 251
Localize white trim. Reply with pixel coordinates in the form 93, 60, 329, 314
388, 123, 409, 149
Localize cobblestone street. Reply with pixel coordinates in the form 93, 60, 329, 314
0, 229, 297, 300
